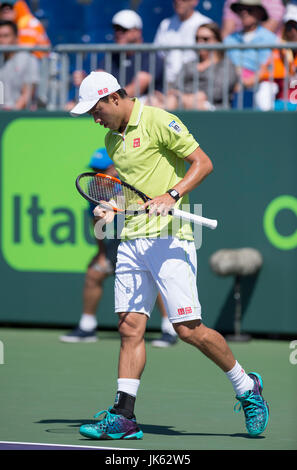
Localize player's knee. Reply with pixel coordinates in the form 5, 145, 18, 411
175, 325, 194, 344
118, 313, 146, 340
86, 268, 106, 286
174, 320, 205, 345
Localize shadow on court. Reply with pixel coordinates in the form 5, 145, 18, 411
35, 419, 264, 440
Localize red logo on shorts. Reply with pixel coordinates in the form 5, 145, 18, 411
178, 307, 192, 315
98, 88, 108, 95
133, 138, 140, 148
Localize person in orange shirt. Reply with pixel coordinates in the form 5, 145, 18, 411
0, 0, 50, 58
259, 10, 297, 108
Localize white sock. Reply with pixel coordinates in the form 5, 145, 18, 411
225, 361, 254, 396
161, 317, 177, 336
117, 378, 140, 397
79, 313, 97, 332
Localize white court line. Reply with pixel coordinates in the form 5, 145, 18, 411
0, 440, 141, 450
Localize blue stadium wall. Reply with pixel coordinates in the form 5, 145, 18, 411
33, 0, 226, 45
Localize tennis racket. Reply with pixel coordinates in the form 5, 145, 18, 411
76, 172, 218, 230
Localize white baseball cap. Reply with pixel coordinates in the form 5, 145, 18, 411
70, 71, 121, 116
112, 9, 143, 30
284, 4, 297, 23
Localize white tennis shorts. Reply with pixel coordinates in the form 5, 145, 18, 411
114, 237, 202, 324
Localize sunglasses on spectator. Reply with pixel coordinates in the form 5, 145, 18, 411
236, 5, 258, 14
113, 25, 130, 33
285, 22, 297, 32
196, 35, 216, 42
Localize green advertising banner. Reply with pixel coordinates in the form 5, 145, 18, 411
2, 117, 107, 272
0, 111, 296, 335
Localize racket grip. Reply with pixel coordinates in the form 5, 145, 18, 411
170, 208, 218, 230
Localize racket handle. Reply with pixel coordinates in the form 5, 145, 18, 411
170, 208, 218, 230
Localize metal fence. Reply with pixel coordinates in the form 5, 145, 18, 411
0, 42, 296, 111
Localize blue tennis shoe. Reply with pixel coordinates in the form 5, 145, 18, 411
59, 327, 97, 343
234, 372, 269, 436
80, 408, 143, 440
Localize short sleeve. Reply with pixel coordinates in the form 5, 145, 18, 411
154, 109, 199, 159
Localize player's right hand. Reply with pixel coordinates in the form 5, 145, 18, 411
93, 205, 115, 224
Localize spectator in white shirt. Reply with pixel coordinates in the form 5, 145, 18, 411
154, 0, 211, 85
0, 19, 39, 109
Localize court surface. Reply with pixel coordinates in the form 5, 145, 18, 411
0, 328, 296, 450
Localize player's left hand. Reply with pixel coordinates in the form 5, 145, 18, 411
93, 204, 115, 224
143, 194, 176, 217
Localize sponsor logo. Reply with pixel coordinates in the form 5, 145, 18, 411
178, 307, 192, 315
98, 88, 108, 95
133, 138, 140, 148
169, 120, 182, 133
1, 117, 107, 273
263, 195, 297, 250
114, 392, 120, 405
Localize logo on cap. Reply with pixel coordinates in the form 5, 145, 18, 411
98, 88, 109, 96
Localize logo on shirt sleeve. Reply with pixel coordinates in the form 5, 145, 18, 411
169, 120, 182, 134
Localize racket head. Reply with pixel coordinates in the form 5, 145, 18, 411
75, 172, 150, 214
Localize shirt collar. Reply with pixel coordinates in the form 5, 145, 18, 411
236, 26, 262, 42
127, 98, 144, 128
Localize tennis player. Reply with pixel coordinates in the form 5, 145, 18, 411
70, 71, 269, 440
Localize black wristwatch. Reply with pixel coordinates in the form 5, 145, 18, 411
166, 188, 180, 202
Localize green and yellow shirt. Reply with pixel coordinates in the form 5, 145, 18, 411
105, 98, 199, 241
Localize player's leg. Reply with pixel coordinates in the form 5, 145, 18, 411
59, 257, 111, 343
151, 293, 178, 348
173, 320, 236, 372
79, 240, 156, 440
82, 265, 107, 318
173, 319, 269, 435
150, 237, 269, 436
117, 312, 148, 379
79, 311, 147, 440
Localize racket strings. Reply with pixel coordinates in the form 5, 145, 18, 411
80, 175, 143, 212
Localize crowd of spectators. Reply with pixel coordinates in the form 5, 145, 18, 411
0, 0, 50, 109
0, 0, 296, 111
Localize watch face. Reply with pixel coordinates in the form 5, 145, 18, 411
168, 189, 179, 200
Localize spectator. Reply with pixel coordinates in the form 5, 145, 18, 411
100, 9, 164, 100
260, 3, 297, 110
222, 0, 286, 38
0, 0, 50, 58
157, 22, 238, 110
154, 0, 212, 86
224, 0, 279, 107
66, 9, 164, 109
0, 19, 40, 109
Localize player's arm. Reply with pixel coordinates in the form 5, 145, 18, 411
144, 146, 213, 216
174, 146, 213, 197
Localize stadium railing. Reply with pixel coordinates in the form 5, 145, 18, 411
0, 43, 296, 111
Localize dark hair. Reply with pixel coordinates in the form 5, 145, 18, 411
197, 22, 223, 58
197, 22, 222, 43
99, 88, 128, 102
0, 2, 14, 9
0, 19, 18, 36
